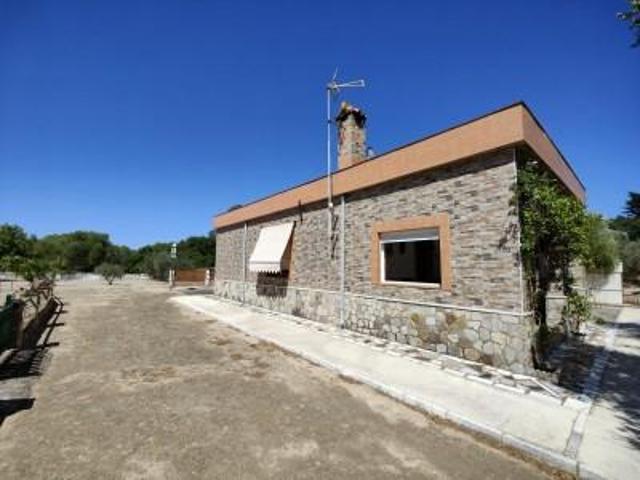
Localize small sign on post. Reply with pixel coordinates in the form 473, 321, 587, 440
169, 243, 177, 289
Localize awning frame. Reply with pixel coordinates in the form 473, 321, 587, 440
248, 222, 295, 274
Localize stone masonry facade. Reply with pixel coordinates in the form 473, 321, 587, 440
215, 148, 535, 372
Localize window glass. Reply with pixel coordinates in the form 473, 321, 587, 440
381, 232, 441, 284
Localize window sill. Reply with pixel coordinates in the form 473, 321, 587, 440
379, 280, 442, 290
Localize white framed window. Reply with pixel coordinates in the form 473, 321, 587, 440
379, 228, 441, 286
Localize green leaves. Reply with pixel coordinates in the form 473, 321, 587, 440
0, 256, 61, 284
581, 214, 619, 274
95, 263, 125, 285
562, 290, 592, 334
0, 225, 34, 259
517, 163, 617, 327
618, 0, 640, 47
518, 164, 590, 281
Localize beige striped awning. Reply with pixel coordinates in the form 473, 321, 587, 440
249, 222, 294, 273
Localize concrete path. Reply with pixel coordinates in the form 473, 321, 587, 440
1, 279, 553, 479
579, 307, 640, 480
173, 295, 590, 475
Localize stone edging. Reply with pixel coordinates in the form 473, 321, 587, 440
561, 319, 620, 480
174, 295, 590, 477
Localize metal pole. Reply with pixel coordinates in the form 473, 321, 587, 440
326, 87, 333, 244
170, 242, 177, 289
242, 222, 247, 304
340, 195, 346, 327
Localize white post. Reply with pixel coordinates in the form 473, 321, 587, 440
170, 242, 177, 289
242, 222, 247, 304
327, 87, 333, 248
340, 195, 346, 328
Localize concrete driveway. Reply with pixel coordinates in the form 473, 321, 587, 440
0, 279, 557, 479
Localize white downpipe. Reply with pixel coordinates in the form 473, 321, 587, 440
340, 195, 346, 327
242, 222, 247, 304
512, 150, 526, 315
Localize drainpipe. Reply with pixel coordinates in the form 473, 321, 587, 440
513, 149, 525, 315
340, 195, 346, 328
242, 222, 247, 304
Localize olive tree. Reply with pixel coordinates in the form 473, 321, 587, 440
95, 263, 125, 285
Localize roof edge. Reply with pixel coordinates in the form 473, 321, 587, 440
214, 101, 585, 230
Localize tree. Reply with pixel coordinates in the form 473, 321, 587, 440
624, 192, 640, 218
176, 233, 216, 268
618, 0, 640, 47
621, 240, 640, 282
0, 224, 34, 259
581, 214, 619, 273
104, 245, 132, 267
95, 263, 125, 285
516, 163, 614, 345
143, 251, 172, 281
0, 255, 61, 286
610, 192, 640, 281
35, 231, 111, 272
518, 164, 589, 326
610, 216, 640, 242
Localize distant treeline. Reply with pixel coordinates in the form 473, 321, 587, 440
0, 224, 215, 281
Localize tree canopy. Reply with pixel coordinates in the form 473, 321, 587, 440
618, 0, 640, 47
610, 191, 640, 282
0, 224, 216, 282
0, 224, 34, 259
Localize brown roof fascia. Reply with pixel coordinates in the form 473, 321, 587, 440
214, 102, 585, 230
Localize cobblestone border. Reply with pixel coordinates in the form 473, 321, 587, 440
562, 320, 620, 466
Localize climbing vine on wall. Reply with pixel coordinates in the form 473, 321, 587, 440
516, 161, 617, 361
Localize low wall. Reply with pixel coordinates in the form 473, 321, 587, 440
175, 268, 211, 284
584, 263, 623, 305
214, 279, 534, 373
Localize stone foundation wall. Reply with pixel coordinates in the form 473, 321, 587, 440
214, 278, 340, 325
214, 279, 533, 373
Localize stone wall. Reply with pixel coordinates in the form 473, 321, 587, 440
344, 149, 522, 311
214, 279, 533, 372
214, 279, 340, 325
214, 147, 533, 372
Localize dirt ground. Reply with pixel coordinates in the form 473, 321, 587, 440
0, 278, 555, 479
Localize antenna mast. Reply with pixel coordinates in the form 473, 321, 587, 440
326, 70, 365, 247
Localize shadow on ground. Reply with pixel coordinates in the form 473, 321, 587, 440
554, 310, 640, 451
0, 299, 65, 426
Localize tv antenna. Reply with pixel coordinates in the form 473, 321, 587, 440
326, 69, 365, 242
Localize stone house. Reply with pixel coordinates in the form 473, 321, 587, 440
212, 101, 585, 373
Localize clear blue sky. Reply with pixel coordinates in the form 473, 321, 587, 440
1, 1, 638, 247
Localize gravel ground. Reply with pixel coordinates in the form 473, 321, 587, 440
0, 279, 558, 479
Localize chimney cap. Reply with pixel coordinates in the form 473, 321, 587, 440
336, 101, 367, 127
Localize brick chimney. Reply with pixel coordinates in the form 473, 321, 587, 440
336, 101, 367, 169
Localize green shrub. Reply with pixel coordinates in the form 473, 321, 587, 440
621, 240, 640, 283
95, 263, 125, 285
581, 214, 619, 274
0, 255, 60, 285
562, 291, 592, 334
143, 251, 172, 281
